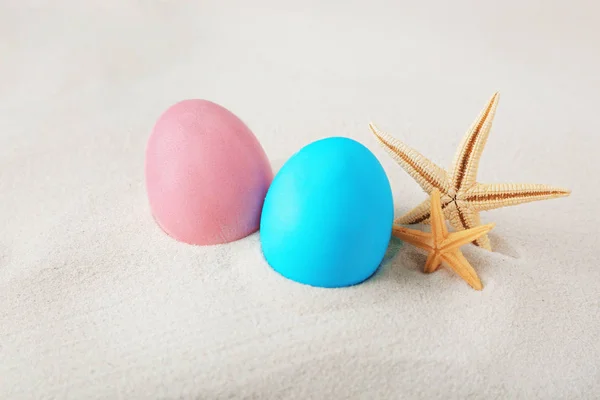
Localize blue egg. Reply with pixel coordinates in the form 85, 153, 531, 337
260, 137, 394, 288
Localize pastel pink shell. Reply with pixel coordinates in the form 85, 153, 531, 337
145, 99, 273, 245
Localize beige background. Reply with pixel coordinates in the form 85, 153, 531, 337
1, 1, 599, 399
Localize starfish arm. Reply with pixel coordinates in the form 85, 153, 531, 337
392, 226, 433, 252
441, 223, 495, 252
424, 252, 442, 273
446, 206, 492, 250
465, 183, 571, 211
429, 189, 448, 242
441, 251, 483, 290
395, 199, 432, 225
450, 92, 500, 192
369, 122, 450, 194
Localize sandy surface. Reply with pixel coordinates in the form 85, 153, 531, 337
1, 1, 599, 398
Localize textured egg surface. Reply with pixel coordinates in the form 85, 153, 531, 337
145, 99, 273, 245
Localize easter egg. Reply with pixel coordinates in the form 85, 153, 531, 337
145, 99, 273, 245
260, 137, 393, 288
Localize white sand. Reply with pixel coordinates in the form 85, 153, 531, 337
1, 1, 599, 398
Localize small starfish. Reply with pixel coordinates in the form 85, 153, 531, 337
393, 189, 494, 290
370, 92, 571, 251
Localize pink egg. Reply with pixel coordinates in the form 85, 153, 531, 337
145, 99, 273, 245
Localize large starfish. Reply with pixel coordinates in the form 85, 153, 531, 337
393, 189, 494, 290
370, 92, 571, 251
